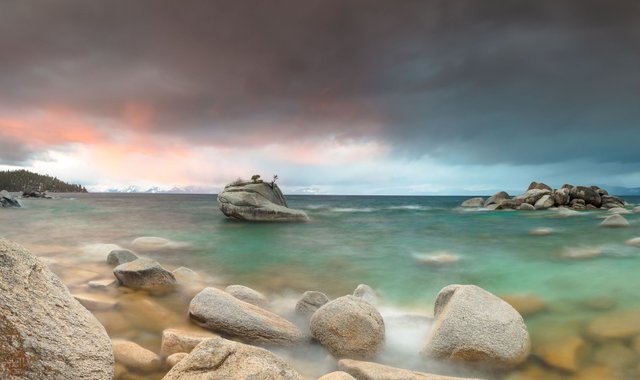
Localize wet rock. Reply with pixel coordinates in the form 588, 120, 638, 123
586, 309, 640, 340
496, 199, 517, 210
421, 284, 530, 369
626, 237, 640, 246
634, 206, 640, 213
73, 293, 120, 311
533, 336, 586, 372
534, 195, 555, 210
582, 296, 616, 311
88, 278, 118, 290
416, 252, 459, 265
295, 290, 329, 316
112, 340, 161, 373
500, 294, 546, 317
310, 295, 385, 359
113, 258, 177, 293
163, 337, 303, 380
353, 283, 379, 305
160, 328, 218, 356
553, 188, 570, 206
601, 195, 625, 209
165, 353, 188, 369
189, 287, 305, 346
338, 359, 481, 380
0, 239, 114, 379
460, 197, 484, 208
217, 180, 309, 222
519, 203, 536, 211
570, 199, 586, 210
560, 246, 602, 260
570, 186, 602, 207
225, 284, 268, 306
570, 365, 619, 380
599, 214, 629, 228
107, 249, 138, 266
517, 189, 551, 205
318, 371, 357, 380
484, 191, 510, 207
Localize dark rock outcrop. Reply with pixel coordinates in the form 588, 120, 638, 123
0, 190, 21, 208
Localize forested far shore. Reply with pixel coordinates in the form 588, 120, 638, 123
0, 169, 87, 193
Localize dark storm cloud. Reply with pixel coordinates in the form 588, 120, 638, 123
1, 0, 639, 164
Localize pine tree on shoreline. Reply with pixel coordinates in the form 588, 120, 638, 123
0, 170, 88, 193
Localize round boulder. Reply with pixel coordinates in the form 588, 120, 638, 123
295, 291, 330, 316
460, 198, 484, 208
112, 339, 161, 373
600, 214, 629, 228
113, 258, 177, 293
0, 239, 114, 379
106, 249, 138, 266
570, 186, 602, 207
310, 295, 385, 359
421, 284, 530, 369
225, 284, 268, 306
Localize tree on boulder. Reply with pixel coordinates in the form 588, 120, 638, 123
251, 174, 261, 183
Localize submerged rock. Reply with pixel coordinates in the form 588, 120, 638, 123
533, 336, 586, 373
217, 180, 309, 222
161, 328, 219, 356
338, 359, 481, 380
113, 258, 177, 293
500, 294, 546, 317
0, 239, 114, 379
189, 287, 305, 346
599, 214, 629, 228
106, 249, 138, 266
310, 295, 385, 359
460, 197, 484, 208
625, 237, 640, 246
421, 284, 530, 369
353, 283, 379, 305
295, 290, 330, 316
163, 337, 303, 380
586, 309, 640, 340
112, 339, 161, 373
0, 190, 21, 207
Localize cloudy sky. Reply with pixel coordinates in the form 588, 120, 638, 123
1, 0, 639, 194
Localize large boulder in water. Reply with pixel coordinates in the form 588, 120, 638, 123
460, 197, 484, 208
217, 180, 309, 222
189, 287, 306, 346
0, 190, 21, 208
569, 186, 602, 207
113, 258, 177, 293
163, 337, 303, 380
0, 239, 114, 379
310, 295, 385, 359
421, 284, 530, 369
484, 191, 510, 207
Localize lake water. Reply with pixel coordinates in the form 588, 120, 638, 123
2, 193, 640, 379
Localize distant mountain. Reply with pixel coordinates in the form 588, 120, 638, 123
0, 170, 87, 193
96, 185, 217, 194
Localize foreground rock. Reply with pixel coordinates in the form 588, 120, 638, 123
217, 178, 309, 222
112, 339, 161, 373
310, 295, 385, 359
189, 287, 305, 346
161, 328, 218, 356
422, 284, 530, 369
338, 359, 482, 380
319, 371, 357, 380
113, 258, 177, 293
0, 239, 114, 379
163, 337, 303, 379
106, 249, 138, 266
0, 190, 21, 207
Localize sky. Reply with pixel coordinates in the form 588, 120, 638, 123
1, 0, 639, 195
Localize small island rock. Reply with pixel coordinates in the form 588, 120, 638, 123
421, 284, 530, 369
600, 214, 629, 228
113, 258, 177, 293
163, 337, 303, 380
310, 295, 385, 359
217, 179, 309, 222
460, 198, 484, 208
189, 287, 305, 346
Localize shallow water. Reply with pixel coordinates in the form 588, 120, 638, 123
2, 194, 640, 379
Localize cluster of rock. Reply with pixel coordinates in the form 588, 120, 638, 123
461, 181, 626, 211
22, 190, 52, 198
217, 177, 309, 222
0, 190, 21, 207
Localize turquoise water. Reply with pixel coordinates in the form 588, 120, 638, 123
3, 193, 640, 378
2, 193, 640, 308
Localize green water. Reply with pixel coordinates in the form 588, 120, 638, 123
2, 193, 640, 378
